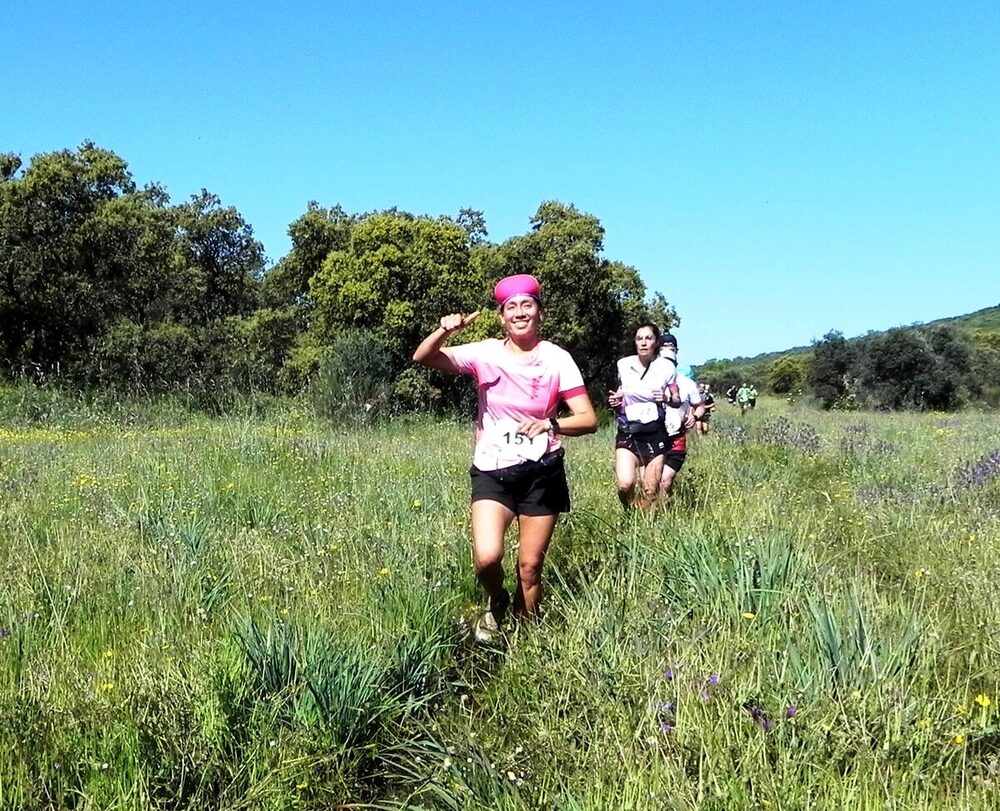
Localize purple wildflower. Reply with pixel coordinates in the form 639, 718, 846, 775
785, 705, 798, 718
659, 720, 673, 734
707, 673, 720, 686
762, 718, 775, 731
953, 449, 1000, 490
664, 668, 675, 681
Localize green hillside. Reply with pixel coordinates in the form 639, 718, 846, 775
698, 303, 1000, 375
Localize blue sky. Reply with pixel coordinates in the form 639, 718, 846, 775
4, 0, 998, 364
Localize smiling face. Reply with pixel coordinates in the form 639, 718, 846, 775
501, 295, 541, 340
634, 326, 659, 361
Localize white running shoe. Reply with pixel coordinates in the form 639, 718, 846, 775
473, 590, 510, 644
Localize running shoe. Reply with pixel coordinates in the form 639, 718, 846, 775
473, 589, 510, 644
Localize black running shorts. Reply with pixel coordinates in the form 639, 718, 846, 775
470, 449, 570, 516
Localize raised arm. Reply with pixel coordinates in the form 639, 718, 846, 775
412, 311, 480, 372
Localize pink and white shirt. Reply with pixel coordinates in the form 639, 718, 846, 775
446, 338, 587, 471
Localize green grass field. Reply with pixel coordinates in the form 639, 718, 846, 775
2, 391, 999, 810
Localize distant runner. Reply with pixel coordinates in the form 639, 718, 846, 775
696, 383, 715, 435
412, 274, 597, 643
736, 382, 753, 415
608, 323, 677, 510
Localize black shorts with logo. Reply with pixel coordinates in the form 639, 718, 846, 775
615, 421, 669, 466
470, 449, 570, 516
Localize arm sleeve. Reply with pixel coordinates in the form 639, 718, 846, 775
442, 341, 482, 376
558, 349, 587, 400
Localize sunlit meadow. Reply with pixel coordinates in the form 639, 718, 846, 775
2, 387, 999, 810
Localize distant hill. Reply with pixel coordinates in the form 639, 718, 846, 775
697, 303, 1000, 373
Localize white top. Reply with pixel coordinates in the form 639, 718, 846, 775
616, 355, 675, 425
663, 373, 703, 435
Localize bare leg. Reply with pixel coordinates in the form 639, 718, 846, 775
615, 448, 640, 508
471, 499, 516, 605
660, 463, 680, 504
513, 513, 559, 616
638, 454, 666, 509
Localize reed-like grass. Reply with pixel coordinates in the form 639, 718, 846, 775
1, 390, 998, 809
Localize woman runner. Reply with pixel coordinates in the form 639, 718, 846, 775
412, 274, 597, 642
608, 324, 677, 509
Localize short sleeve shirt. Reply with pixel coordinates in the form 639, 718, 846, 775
663, 374, 703, 435
615, 355, 675, 425
446, 338, 587, 471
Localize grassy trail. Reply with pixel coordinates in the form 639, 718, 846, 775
1, 396, 999, 809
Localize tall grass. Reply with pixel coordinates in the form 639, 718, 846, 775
1, 389, 999, 808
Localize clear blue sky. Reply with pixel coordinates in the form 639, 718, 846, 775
4, 0, 998, 364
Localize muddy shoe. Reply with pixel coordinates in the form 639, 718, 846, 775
473, 589, 510, 644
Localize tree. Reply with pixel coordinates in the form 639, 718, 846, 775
809, 331, 855, 408
856, 327, 965, 410
172, 190, 263, 324
486, 201, 677, 394
767, 354, 809, 394
261, 202, 354, 309
309, 212, 483, 355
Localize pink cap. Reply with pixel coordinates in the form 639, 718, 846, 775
493, 274, 541, 306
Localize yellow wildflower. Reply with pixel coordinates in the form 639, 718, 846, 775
378, 567, 391, 578
953, 734, 966, 745
741, 612, 757, 620
975, 694, 992, 709
102, 649, 114, 660
916, 718, 931, 730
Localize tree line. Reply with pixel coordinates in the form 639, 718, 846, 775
701, 323, 1000, 411
0, 143, 675, 414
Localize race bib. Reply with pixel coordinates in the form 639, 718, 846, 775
663, 409, 683, 436
624, 401, 659, 424
482, 418, 548, 464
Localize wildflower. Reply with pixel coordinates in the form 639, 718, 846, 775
785, 705, 798, 718
664, 668, 675, 681
296, 781, 308, 790
411, 499, 422, 509
443, 757, 453, 769
707, 673, 720, 686
916, 718, 931, 730
741, 612, 756, 620
659, 720, 672, 734
99, 682, 115, 693
656, 701, 674, 714
103, 649, 114, 660
258, 595, 271, 605
762, 719, 774, 731
975, 694, 992, 709
378, 567, 391, 578
953, 734, 966, 745
507, 771, 517, 781
913, 568, 927, 580
954, 704, 968, 716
